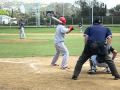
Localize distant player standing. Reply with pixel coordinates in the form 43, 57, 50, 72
18, 19, 26, 39
79, 21, 83, 32
51, 16, 74, 69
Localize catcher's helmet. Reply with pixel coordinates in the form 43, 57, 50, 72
59, 16, 66, 25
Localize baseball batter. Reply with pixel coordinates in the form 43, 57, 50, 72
51, 16, 74, 69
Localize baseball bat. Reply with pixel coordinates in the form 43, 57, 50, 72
51, 16, 62, 24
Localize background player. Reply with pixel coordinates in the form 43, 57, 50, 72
79, 21, 83, 32
18, 19, 26, 39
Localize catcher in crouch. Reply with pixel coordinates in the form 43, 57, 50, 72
51, 16, 74, 70
88, 46, 118, 74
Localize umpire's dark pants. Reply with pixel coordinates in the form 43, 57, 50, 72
73, 41, 120, 78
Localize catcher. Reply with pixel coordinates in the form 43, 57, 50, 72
88, 46, 118, 74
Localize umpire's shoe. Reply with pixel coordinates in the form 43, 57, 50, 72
114, 76, 120, 80
72, 75, 78, 80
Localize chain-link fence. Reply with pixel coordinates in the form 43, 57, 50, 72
26, 16, 120, 26
66, 16, 120, 25
0, 16, 120, 27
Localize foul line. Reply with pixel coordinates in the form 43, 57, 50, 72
0, 60, 41, 72
29, 63, 40, 71
0, 60, 27, 64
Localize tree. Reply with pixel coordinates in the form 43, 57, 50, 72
73, 0, 90, 17
109, 4, 120, 16
73, 0, 107, 17
47, 3, 73, 17
0, 9, 9, 15
92, 0, 106, 16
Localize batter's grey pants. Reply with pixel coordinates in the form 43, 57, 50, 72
51, 42, 69, 68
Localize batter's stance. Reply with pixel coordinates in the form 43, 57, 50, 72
51, 16, 74, 69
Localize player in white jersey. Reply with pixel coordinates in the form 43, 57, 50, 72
51, 16, 74, 69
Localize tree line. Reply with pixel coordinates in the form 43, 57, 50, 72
0, 0, 120, 25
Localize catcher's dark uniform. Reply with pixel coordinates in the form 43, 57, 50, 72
88, 46, 117, 74
72, 19, 120, 80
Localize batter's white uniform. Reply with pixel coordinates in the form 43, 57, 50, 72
51, 24, 69, 69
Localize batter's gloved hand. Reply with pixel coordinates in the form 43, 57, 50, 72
68, 25, 74, 30
67, 25, 74, 33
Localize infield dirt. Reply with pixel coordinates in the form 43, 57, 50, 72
0, 54, 120, 90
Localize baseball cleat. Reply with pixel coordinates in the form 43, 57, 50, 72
51, 64, 59, 66
60, 67, 70, 70
87, 69, 96, 74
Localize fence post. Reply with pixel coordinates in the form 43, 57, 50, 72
72, 17, 73, 25
112, 16, 113, 24
82, 18, 83, 25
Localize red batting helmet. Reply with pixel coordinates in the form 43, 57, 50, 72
59, 16, 66, 25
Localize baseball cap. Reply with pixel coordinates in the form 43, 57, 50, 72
93, 18, 102, 24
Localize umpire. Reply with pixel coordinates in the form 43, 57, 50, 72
72, 18, 120, 80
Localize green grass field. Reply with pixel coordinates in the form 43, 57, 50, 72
0, 26, 120, 33
0, 27, 120, 58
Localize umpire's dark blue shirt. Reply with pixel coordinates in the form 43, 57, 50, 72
84, 24, 112, 42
